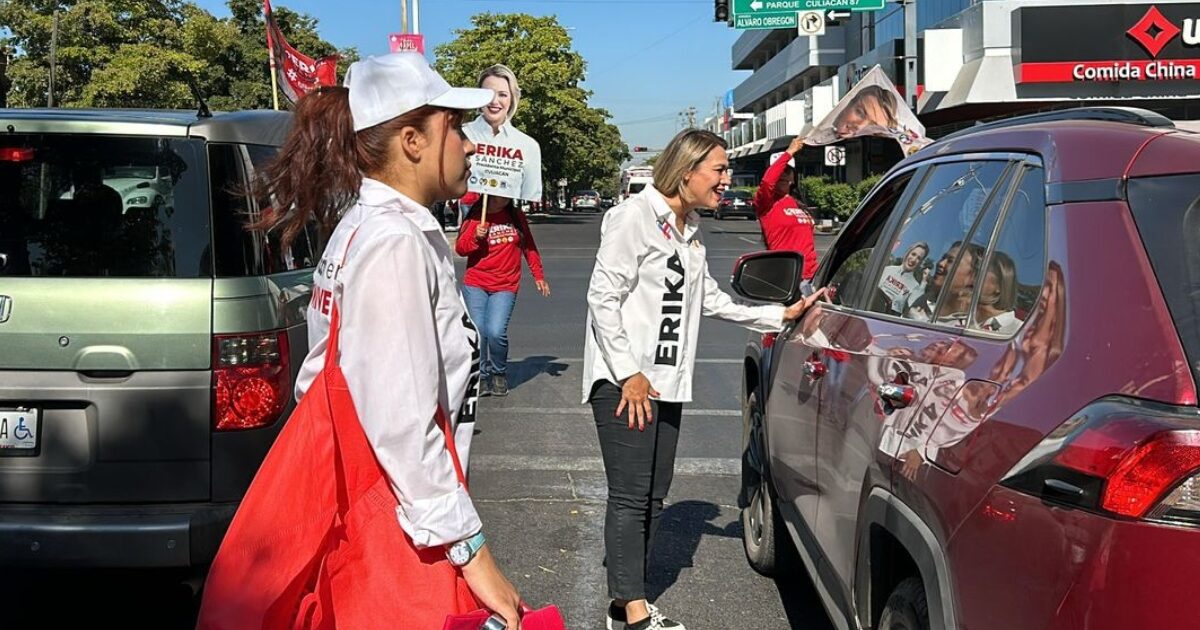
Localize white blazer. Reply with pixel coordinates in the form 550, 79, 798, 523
582, 185, 785, 404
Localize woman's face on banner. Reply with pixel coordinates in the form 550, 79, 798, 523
834, 92, 893, 139
480, 75, 513, 128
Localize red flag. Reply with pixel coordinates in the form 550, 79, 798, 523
264, 0, 338, 104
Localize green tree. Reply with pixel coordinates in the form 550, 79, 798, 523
434, 13, 629, 197
0, 0, 355, 110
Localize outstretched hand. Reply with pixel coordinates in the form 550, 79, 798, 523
786, 136, 806, 156
783, 287, 828, 321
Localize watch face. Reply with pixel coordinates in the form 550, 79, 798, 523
449, 543, 470, 566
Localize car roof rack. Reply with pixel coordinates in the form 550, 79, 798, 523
936, 106, 1175, 143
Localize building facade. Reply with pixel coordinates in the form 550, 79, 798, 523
718, 0, 1200, 187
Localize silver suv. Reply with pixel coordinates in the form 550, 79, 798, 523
0, 108, 315, 568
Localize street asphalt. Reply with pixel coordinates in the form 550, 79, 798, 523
0, 211, 838, 630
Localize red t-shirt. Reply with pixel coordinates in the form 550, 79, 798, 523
455, 207, 545, 293
753, 152, 818, 280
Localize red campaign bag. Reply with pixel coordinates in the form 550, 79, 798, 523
197, 303, 478, 629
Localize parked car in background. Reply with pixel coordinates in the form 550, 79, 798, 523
715, 189, 755, 220
0, 108, 313, 570
734, 107, 1200, 630
571, 189, 601, 213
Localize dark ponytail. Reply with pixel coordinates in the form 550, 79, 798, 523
250, 87, 460, 248
249, 87, 359, 247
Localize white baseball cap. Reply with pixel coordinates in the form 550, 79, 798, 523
344, 52, 494, 132
770, 151, 796, 168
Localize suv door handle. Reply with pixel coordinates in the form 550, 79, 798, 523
803, 358, 827, 380
877, 382, 917, 409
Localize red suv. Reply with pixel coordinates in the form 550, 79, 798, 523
732, 108, 1200, 630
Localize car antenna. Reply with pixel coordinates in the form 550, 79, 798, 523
186, 77, 213, 119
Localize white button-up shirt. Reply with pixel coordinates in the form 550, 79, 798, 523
295, 179, 482, 548
582, 185, 785, 404
463, 116, 543, 202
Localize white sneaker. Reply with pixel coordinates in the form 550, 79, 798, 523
607, 602, 685, 630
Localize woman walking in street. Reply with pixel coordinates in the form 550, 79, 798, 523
459, 64, 549, 396
753, 135, 818, 295
583, 129, 825, 630
456, 194, 549, 397
198, 53, 523, 629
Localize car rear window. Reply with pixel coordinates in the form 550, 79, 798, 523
1128, 173, 1200, 373
0, 134, 210, 278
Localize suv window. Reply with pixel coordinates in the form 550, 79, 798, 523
867, 160, 1011, 327
210, 144, 318, 277
968, 165, 1046, 336
0, 134, 210, 277
1127, 172, 1200, 370
823, 172, 914, 308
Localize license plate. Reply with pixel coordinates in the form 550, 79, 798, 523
0, 408, 40, 456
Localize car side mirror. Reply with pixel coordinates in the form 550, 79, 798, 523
732, 251, 804, 304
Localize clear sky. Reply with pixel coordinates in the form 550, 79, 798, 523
193, 0, 749, 152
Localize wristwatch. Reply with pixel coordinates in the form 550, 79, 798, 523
447, 531, 486, 567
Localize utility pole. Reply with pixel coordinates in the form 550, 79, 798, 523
903, 0, 918, 111
413, 0, 420, 34
48, 11, 59, 107
401, 0, 409, 33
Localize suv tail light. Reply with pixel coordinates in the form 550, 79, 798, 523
213, 331, 290, 431
0, 147, 35, 162
1002, 397, 1200, 526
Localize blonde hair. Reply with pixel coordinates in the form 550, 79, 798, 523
652, 129, 728, 198
477, 64, 521, 119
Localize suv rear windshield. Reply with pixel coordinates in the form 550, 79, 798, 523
1128, 173, 1200, 378
0, 134, 209, 278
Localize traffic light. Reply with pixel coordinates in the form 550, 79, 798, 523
633, 146, 649, 152
714, 0, 729, 22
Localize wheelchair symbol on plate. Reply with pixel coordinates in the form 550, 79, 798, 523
13, 417, 31, 441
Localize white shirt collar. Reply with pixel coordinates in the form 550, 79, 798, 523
467, 115, 510, 138
356, 178, 442, 233
645, 185, 700, 241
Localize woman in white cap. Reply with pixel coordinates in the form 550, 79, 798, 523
199, 53, 524, 628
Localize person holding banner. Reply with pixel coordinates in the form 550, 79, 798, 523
753, 135, 818, 296
583, 129, 825, 630
458, 64, 549, 397
197, 53, 525, 629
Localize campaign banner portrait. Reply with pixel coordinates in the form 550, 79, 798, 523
804, 65, 932, 156
463, 118, 543, 202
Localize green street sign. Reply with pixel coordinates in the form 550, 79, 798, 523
732, 0, 886, 15
734, 11, 798, 29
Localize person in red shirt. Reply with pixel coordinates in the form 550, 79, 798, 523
754, 136, 818, 295
456, 193, 550, 396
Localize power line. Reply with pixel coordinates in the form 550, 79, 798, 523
612, 112, 678, 126
587, 14, 705, 80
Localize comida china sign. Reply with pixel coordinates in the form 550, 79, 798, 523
1013, 4, 1200, 84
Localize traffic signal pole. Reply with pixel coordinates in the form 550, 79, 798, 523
904, 0, 918, 110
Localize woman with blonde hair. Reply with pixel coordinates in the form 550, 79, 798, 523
583, 128, 825, 630
975, 251, 1022, 333
459, 63, 548, 396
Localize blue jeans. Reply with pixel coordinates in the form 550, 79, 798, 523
462, 286, 517, 377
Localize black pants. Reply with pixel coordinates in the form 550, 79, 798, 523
589, 380, 683, 601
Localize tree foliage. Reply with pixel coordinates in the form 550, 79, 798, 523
0, 0, 356, 110
433, 13, 629, 197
